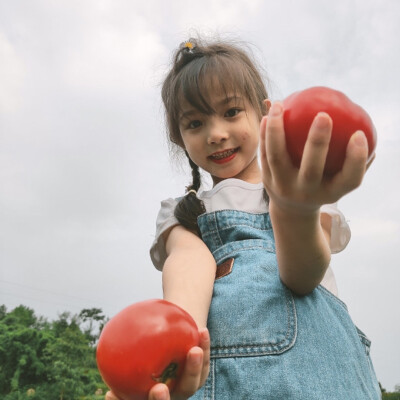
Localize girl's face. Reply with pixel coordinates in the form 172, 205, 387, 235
178, 89, 262, 185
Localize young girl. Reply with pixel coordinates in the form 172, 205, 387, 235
107, 38, 380, 400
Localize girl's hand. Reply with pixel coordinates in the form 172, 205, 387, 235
105, 328, 210, 400
260, 101, 370, 214
105, 391, 118, 400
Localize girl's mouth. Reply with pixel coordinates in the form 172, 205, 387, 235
208, 148, 239, 164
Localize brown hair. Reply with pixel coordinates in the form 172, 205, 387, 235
161, 38, 269, 235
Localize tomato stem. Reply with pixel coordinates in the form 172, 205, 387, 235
152, 362, 178, 384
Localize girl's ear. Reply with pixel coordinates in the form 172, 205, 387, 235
263, 99, 272, 115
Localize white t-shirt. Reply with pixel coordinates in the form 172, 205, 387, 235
150, 179, 351, 296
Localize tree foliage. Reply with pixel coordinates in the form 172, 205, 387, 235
0, 304, 108, 400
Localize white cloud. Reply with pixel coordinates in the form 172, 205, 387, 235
0, 32, 26, 113
177, 0, 263, 30
61, 13, 166, 93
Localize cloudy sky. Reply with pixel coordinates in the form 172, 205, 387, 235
1, 0, 399, 392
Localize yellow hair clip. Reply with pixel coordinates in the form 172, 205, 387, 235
183, 41, 194, 50
180, 39, 196, 54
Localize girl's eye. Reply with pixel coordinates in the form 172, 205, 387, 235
188, 120, 202, 129
225, 108, 241, 118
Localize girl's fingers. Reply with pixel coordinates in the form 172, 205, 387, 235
149, 384, 170, 400
264, 102, 292, 180
299, 112, 332, 188
173, 347, 203, 399
105, 391, 120, 400
198, 328, 211, 386
331, 131, 368, 197
259, 116, 267, 161
260, 116, 272, 183
366, 152, 376, 171
109, 387, 170, 400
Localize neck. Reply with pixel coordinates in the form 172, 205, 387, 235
212, 157, 262, 186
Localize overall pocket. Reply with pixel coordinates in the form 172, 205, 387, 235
356, 326, 372, 356
356, 326, 380, 388
207, 242, 297, 358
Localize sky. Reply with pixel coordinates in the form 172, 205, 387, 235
1, 0, 399, 392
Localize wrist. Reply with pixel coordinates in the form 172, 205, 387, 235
268, 197, 321, 221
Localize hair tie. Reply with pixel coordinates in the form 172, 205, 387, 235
180, 39, 196, 54
186, 189, 197, 196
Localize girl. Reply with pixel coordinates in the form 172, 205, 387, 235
108, 38, 380, 400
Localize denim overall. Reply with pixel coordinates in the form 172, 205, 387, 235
191, 210, 380, 400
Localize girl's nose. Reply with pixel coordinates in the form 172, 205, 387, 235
206, 121, 229, 145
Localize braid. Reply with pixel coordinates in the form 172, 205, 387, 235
187, 154, 201, 192
174, 153, 206, 236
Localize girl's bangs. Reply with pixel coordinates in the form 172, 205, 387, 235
177, 56, 250, 115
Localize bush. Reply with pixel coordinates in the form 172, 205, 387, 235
0, 305, 107, 400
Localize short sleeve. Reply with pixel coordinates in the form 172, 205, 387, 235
150, 198, 179, 271
320, 203, 351, 254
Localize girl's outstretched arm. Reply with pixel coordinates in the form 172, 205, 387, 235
160, 225, 215, 397
162, 224, 216, 329
104, 224, 215, 400
260, 102, 369, 295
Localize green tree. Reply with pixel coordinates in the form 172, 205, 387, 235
0, 306, 49, 394
43, 312, 92, 399
78, 308, 106, 345
0, 305, 107, 400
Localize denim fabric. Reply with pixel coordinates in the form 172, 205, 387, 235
191, 210, 380, 400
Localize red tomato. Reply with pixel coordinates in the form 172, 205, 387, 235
283, 86, 377, 176
96, 299, 199, 400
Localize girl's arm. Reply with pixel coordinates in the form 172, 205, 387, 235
160, 224, 215, 398
162, 224, 216, 329
267, 202, 331, 295
260, 102, 368, 295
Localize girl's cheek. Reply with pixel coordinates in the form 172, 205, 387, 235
241, 132, 250, 141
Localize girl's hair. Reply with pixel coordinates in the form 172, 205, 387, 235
161, 37, 269, 236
